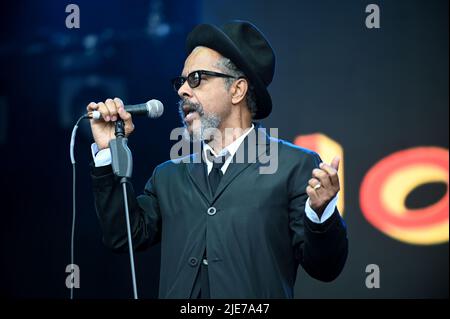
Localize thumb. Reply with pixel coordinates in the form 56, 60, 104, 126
331, 156, 340, 171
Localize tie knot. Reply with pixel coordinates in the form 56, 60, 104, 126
206, 150, 229, 170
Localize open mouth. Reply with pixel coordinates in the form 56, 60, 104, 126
182, 104, 199, 123
184, 110, 198, 123
180, 100, 202, 124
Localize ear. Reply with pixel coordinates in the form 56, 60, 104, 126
230, 78, 248, 105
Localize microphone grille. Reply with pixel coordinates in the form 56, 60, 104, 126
146, 99, 164, 118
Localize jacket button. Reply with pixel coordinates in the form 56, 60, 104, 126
188, 257, 198, 267
207, 207, 217, 216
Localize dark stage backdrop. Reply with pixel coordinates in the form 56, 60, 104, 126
0, 0, 447, 298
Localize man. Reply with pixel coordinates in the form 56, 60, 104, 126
87, 21, 348, 299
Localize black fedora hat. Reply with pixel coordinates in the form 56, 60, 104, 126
186, 20, 275, 120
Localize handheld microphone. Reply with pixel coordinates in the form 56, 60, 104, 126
90, 99, 164, 120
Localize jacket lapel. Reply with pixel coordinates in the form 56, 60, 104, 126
212, 125, 271, 201
186, 151, 212, 203
185, 124, 273, 204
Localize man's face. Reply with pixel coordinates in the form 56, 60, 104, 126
177, 46, 232, 141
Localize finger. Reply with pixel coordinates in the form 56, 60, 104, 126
114, 97, 125, 110
86, 102, 98, 112
97, 102, 110, 121
115, 97, 131, 120
308, 178, 322, 190
105, 98, 118, 121
312, 168, 332, 188
330, 156, 340, 171
319, 162, 339, 186
115, 98, 134, 136
117, 104, 132, 122
306, 185, 319, 202
124, 121, 135, 136
122, 112, 134, 136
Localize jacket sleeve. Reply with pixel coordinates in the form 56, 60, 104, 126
288, 152, 348, 282
90, 163, 162, 252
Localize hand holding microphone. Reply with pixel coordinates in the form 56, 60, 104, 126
82, 97, 163, 299
86, 98, 163, 150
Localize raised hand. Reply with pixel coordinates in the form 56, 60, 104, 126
306, 156, 341, 216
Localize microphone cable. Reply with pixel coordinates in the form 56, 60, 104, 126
69, 114, 88, 299
69, 113, 140, 299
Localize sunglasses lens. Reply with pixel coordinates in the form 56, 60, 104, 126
188, 71, 201, 88
172, 77, 184, 91
172, 71, 207, 92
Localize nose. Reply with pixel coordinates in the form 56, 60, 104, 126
178, 80, 193, 99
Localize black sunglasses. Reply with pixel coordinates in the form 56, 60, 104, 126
171, 70, 237, 92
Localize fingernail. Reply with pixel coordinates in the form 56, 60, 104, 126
111, 116, 117, 121
105, 116, 110, 121
319, 163, 324, 168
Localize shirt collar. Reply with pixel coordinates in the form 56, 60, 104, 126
203, 123, 255, 161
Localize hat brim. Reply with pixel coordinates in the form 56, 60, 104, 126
186, 24, 272, 120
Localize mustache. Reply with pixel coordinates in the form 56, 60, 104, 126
178, 99, 204, 116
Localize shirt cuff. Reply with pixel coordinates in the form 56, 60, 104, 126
91, 143, 112, 167
305, 194, 339, 224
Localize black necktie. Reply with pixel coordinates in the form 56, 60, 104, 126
207, 150, 228, 195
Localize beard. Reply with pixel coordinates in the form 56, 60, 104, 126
178, 99, 222, 142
